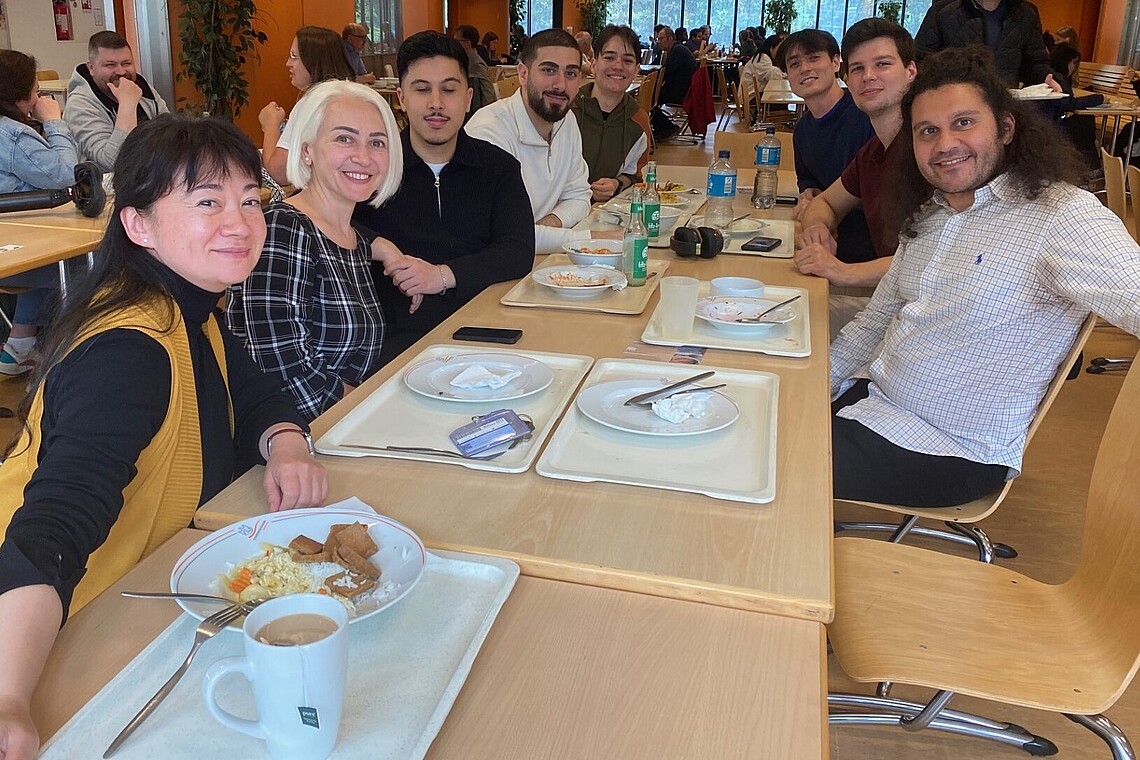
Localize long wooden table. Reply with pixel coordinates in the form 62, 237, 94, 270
0, 203, 105, 280
35, 530, 825, 757
195, 165, 833, 624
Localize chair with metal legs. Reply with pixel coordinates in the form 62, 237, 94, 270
834, 313, 1096, 562
829, 359, 1140, 758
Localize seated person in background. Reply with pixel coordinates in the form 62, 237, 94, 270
572, 25, 651, 203
775, 30, 875, 262
229, 81, 409, 420
481, 31, 511, 64
0, 116, 327, 759
354, 32, 533, 364
831, 47, 1140, 507
342, 23, 377, 84
453, 24, 497, 115
575, 31, 596, 76
1041, 43, 1101, 168
738, 29, 757, 60
260, 26, 354, 185
0, 50, 79, 376
63, 30, 169, 172
795, 19, 917, 335
651, 26, 698, 139
741, 33, 784, 123
466, 28, 608, 254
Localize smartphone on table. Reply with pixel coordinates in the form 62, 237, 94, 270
740, 236, 782, 253
452, 326, 524, 345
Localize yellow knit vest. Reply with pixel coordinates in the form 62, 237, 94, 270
0, 298, 231, 612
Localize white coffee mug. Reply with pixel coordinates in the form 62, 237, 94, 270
202, 594, 348, 760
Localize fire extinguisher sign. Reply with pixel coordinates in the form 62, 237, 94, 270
53, 0, 73, 40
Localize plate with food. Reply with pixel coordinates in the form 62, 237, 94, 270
561, 239, 623, 268
170, 507, 426, 624
611, 192, 689, 211
574, 378, 739, 436
655, 180, 701, 195
695, 296, 797, 333
403, 352, 554, 402
532, 264, 627, 297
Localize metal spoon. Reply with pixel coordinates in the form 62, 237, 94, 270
735, 294, 801, 322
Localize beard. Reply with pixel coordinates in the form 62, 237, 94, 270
526, 81, 571, 123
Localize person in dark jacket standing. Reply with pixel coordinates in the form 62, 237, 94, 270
915, 0, 1060, 89
572, 25, 651, 202
353, 31, 534, 364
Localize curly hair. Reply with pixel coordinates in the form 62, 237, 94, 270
889, 46, 1085, 238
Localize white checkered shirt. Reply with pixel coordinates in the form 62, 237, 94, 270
830, 174, 1140, 473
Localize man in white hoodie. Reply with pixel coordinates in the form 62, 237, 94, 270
64, 31, 169, 172
465, 28, 612, 254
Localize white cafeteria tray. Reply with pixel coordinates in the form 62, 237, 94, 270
315, 344, 592, 473
719, 218, 794, 258
641, 283, 811, 358
39, 549, 520, 760
536, 358, 779, 504
501, 253, 670, 314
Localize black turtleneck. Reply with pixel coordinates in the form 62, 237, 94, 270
0, 273, 306, 615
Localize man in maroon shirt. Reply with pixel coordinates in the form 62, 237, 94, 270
793, 19, 917, 335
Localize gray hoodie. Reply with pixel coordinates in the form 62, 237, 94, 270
63, 64, 168, 172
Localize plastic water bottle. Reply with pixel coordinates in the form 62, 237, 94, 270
705, 150, 737, 234
752, 126, 780, 209
643, 161, 661, 245
624, 187, 649, 287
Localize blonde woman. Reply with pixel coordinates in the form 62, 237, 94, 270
229, 80, 414, 420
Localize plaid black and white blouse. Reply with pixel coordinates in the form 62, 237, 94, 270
227, 203, 385, 421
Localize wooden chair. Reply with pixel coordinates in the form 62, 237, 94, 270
495, 75, 521, 100
714, 67, 740, 131
1077, 62, 1130, 98
828, 360, 1140, 759
1101, 147, 1127, 223
383, 64, 395, 78
834, 314, 1096, 563
36, 70, 60, 81
634, 69, 660, 152
658, 64, 706, 145
712, 130, 794, 171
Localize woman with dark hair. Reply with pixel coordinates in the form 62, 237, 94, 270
481, 30, 511, 64
0, 50, 78, 377
260, 26, 354, 183
0, 115, 327, 757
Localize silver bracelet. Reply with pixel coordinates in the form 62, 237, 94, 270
438, 265, 448, 295
266, 428, 315, 458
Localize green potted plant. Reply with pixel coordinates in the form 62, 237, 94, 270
877, 0, 903, 24
576, 0, 608, 38
764, 0, 798, 33
509, 0, 525, 56
177, 0, 267, 121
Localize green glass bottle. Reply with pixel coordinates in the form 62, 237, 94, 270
643, 161, 661, 244
623, 187, 649, 287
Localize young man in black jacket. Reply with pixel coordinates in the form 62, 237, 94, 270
915, 0, 1060, 89
353, 32, 534, 364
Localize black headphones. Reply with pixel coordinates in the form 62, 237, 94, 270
670, 226, 724, 259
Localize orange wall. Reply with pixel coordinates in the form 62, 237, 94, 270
169, 0, 354, 139
1094, 0, 1127, 63
405, 0, 446, 37
449, 0, 509, 43
1036, 0, 1101, 59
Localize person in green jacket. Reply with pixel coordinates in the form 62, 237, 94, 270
572, 25, 651, 203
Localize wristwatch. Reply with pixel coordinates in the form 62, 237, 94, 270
266, 428, 316, 457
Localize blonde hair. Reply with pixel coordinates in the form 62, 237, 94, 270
283, 80, 403, 208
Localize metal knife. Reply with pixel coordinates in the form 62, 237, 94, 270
623, 370, 715, 407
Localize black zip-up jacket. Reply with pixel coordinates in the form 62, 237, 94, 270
353, 129, 535, 363
916, 0, 1054, 87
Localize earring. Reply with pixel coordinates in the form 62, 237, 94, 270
142, 238, 148, 244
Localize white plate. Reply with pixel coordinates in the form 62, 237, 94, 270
171, 508, 426, 624
532, 264, 627, 297
696, 296, 796, 333
403, 352, 554, 402
655, 181, 700, 195
688, 215, 767, 235
575, 378, 739, 436
561, 239, 621, 256
612, 194, 689, 210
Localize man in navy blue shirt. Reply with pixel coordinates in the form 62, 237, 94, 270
776, 29, 875, 265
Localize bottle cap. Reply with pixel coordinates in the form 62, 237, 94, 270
717, 150, 730, 158
766, 126, 776, 135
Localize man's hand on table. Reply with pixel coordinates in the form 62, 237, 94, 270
795, 222, 838, 253
263, 435, 328, 512
794, 240, 852, 284
590, 178, 621, 202
793, 189, 820, 221
0, 694, 39, 760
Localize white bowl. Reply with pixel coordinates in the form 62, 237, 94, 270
608, 204, 684, 234
710, 277, 765, 298
563, 240, 623, 268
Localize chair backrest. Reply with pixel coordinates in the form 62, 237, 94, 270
1067, 360, 1140, 702
36, 69, 60, 81
651, 54, 667, 105
384, 63, 395, 78
1026, 313, 1097, 443
635, 69, 659, 113
712, 130, 794, 171
1077, 61, 1129, 96
715, 66, 730, 106
1100, 147, 1126, 222
496, 75, 521, 100
1128, 165, 1140, 241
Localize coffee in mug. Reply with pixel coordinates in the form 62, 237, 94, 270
203, 594, 349, 760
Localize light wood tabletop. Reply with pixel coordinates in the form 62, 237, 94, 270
0, 224, 101, 279
195, 166, 834, 623
0, 201, 109, 232
35, 529, 828, 759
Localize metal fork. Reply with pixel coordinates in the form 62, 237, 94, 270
103, 600, 263, 757
627, 383, 728, 407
